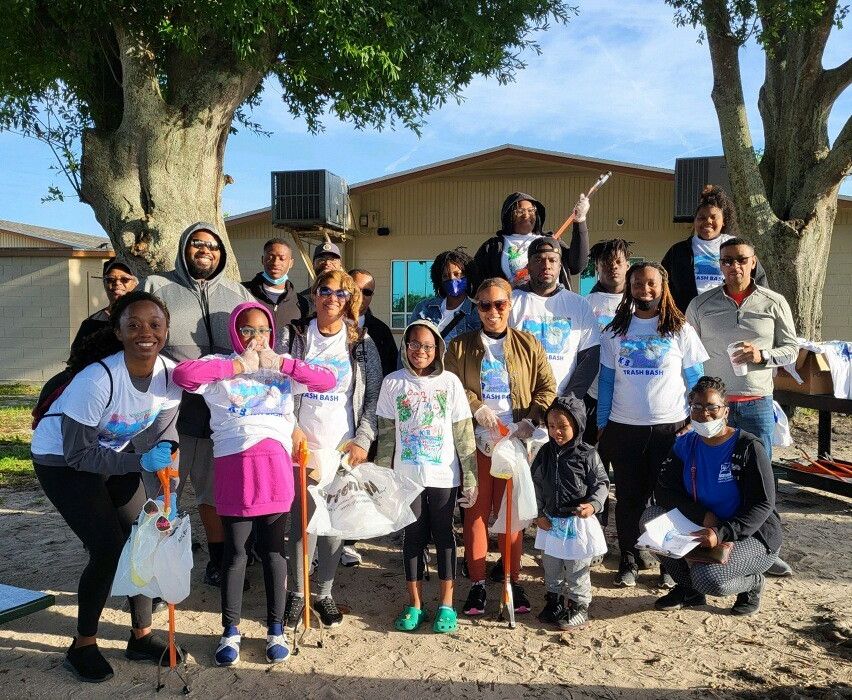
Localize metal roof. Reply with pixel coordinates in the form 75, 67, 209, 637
0, 219, 112, 250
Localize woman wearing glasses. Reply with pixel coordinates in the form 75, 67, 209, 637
597, 262, 708, 588
643, 376, 781, 616
282, 270, 382, 629
172, 302, 335, 665
31, 291, 183, 683
70, 259, 138, 357
445, 278, 556, 617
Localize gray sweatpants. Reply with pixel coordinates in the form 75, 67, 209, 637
542, 554, 593, 606
286, 466, 343, 599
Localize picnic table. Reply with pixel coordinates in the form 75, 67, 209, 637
0, 584, 54, 625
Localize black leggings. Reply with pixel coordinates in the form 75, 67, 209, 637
598, 419, 685, 565
34, 464, 152, 637
403, 487, 457, 582
221, 513, 288, 628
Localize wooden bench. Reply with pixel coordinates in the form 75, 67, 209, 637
0, 584, 55, 625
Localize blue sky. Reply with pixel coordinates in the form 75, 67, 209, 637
0, 0, 849, 236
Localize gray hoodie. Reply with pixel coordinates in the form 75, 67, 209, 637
143, 222, 253, 436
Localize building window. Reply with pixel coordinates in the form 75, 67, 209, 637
579, 257, 644, 296
391, 260, 433, 330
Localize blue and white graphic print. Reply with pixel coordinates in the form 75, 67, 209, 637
694, 253, 723, 287
521, 317, 573, 356
481, 359, 510, 400
617, 335, 673, 375
102, 409, 159, 449
224, 372, 292, 416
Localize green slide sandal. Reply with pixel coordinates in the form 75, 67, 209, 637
394, 606, 428, 632
433, 606, 458, 634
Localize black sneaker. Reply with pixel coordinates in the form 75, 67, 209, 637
654, 584, 706, 611
489, 558, 505, 582
125, 631, 185, 666
462, 582, 487, 616
152, 597, 168, 614
313, 596, 343, 627
284, 593, 305, 630
64, 639, 114, 683
512, 582, 531, 614
537, 592, 565, 624
557, 601, 589, 630
614, 557, 638, 587
731, 574, 764, 616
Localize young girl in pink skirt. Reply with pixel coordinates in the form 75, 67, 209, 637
173, 302, 334, 666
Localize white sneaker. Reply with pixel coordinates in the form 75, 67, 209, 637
341, 545, 362, 567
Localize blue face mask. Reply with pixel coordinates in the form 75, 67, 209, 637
262, 271, 289, 286
442, 277, 468, 298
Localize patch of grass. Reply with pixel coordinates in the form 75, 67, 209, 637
0, 383, 40, 398
0, 396, 36, 490
0, 405, 33, 442
0, 443, 35, 489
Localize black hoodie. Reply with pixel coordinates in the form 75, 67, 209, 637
471, 192, 590, 291
531, 395, 609, 518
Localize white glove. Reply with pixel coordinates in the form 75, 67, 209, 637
474, 404, 499, 429
237, 340, 261, 373
257, 339, 280, 370
458, 486, 478, 509
512, 418, 536, 441
574, 193, 590, 222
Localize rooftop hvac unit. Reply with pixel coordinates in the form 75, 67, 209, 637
673, 156, 731, 222
271, 170, 348, 230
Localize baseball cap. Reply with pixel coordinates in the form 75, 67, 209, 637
313, 241, 341, 261
527, 236, 562, 258
103, 259, 134, 276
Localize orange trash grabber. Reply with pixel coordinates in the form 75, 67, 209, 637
553, 171, 612, 240
292, 438, 325, 654
494, 423, 516, 629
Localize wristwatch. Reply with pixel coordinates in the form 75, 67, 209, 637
760, 349, 770, 365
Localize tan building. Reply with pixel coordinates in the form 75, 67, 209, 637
0, 220, 112, 382
226, 145, 852, 340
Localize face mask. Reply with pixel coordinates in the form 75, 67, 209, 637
634, 297, 661, 312
442, 277, 468, 298
692, 417, 726, 438
262, 271, 289, 286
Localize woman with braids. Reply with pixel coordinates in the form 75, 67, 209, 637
282, 269, 381, 630
408, 247, 481, 343
30, 291, 184, 683
642, 376, 781, 616
597, 262, 708, 587
662, 185, 767, 313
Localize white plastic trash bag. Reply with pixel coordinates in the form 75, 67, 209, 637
112, 499, 193, 605
307, 462, 423, 539
534, 515, 607, 560
489, 437, 537, 534
490, 435, 526, 479
772, 400, 793, 447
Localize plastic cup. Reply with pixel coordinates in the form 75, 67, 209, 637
727, 341, 748, 376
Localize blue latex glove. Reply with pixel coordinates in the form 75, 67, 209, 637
140, 442, 173, 473
155, 492, 179, 522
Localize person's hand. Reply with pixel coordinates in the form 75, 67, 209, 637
691, 527, 719, 549
573, 193, 590, 222
536, 515, 552, 531
236, 340, 261, 373
474, 405, 499, 429
512, 418, 536, 441
141, 442, 173, 473
575, 503, 595, 518
344, 443, 368, 468
458, 486, 478, 509
732, 342, 762, 365
597, 426, 605, 442
257, 338, 280, 370
702, 511, 721, 528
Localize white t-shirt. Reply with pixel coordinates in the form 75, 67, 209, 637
600, 316, 708, 425
510, 289, 600, 394
376, 370, 472, 487
501, 233, 540, 284
186, 358, 296, 458
586, 290, 624, 399
32, 352, 182, 456
692, 234, 732, 295
436, 300, 458, 332
262, 284, 285, 303
292, 321, 355, 449
480, 334, 512, 425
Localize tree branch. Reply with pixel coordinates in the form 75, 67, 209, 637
796, 114, 852, 216
818, 55, 852, 111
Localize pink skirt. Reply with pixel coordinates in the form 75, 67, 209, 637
214, 438, 294, 518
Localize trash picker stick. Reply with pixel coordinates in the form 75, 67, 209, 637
297, 439, 312, 631
495, 422, 515, 628
553, 171, 612, 240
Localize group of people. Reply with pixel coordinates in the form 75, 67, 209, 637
31, 184, 794, 683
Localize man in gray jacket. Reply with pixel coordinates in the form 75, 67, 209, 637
144, 222, 253, 586
686, 236, 797, 577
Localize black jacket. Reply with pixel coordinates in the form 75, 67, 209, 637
531, 395, 609, 518
69, 310, 109, 360
363, 310, 399, 377
655, 430, 782, 553
471, 192, 589, 292
661, 235, 768, 314
243, 274, 308, 328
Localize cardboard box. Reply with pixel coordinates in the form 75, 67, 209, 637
774, 349, 834, 395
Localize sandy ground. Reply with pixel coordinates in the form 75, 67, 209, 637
1, 412, 850, 699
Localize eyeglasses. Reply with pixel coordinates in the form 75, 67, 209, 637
477, 299, 510, 312
720, 255, 753, 267
689, 403, 726, 416
359, 288, 375, 297
238, 327, 272, 337
407, 340, 436, 353
104, 276, 135, 287
513, 207, 537, 217
189, 239, 221, 252
317, 286, 351, 301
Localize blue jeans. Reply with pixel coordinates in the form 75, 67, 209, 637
728, 395, 774, 460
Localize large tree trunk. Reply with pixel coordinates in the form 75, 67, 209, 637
79, 26, 265, 279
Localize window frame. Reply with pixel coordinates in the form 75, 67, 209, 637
390, 258, 434, 330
